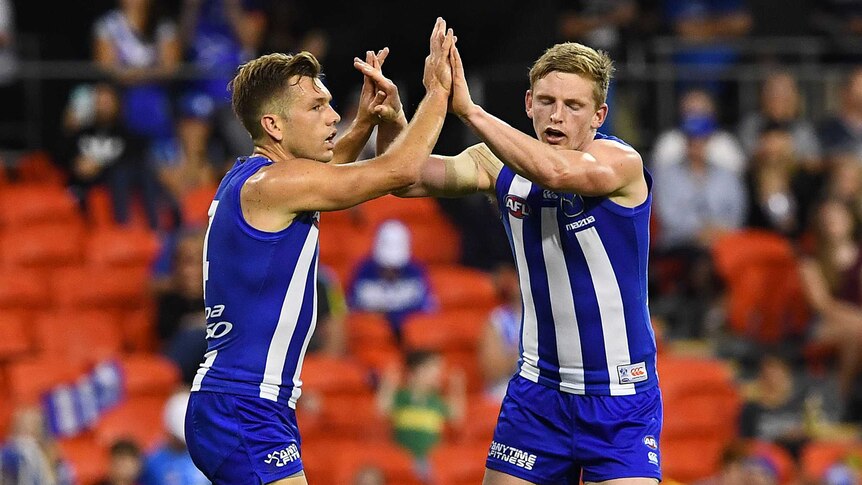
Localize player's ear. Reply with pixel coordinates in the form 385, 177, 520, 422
260, 114, 284, 142
525, 90, 534, 119
591, 103, 608, 129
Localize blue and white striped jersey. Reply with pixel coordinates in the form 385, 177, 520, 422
191, 155, 319, 408
495, 133, 657, 396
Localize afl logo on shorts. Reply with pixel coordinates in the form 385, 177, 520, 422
643, 436, 658, 450
505, 195, 531, 218
560, 193, 585, 218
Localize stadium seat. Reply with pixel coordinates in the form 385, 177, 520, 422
800, 440, 862, 482
331, 440, 424, 485
301, 355, 373, 397
409, 220, 461, 266
319, 393, 391, 440
712, 230, 810, 344
14, 151, 66, 186
85, 186, 154, 230
0, 311, 32, 360
359, 195, 445, 226
121, 307, 158, 353
350, 341, 403, 376
318, 222, 374, 275
748, 439, 797, 485
180, 183, 218, 228
85, 227, 161, 267
5, 356, 85, 404
427, 266, 498, 311
451, 396, 500, 445
430, 442, 490, 485
51, 266, 151, 309
347, 312, 397, 350
33, 311, 122, 366
58, 435, 109, 485
661, 436, 726, 483
0, 223, 85, 268
95, 395, 169, 451
0, 184, 80, 227
0, 268, 49, 310
118, 354, 181, 398
402, 309, 490, 353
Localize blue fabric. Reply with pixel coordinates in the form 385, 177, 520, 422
185, 391, 302, 484
487, 375, 663, 483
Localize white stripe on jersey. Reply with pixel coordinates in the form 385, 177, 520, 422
259, 224, 320, 402
202, 200, 219, 299
575, 227, 635, 396
540, 206, 586, 393
287, 256, 319, 409
508, 176, 541, 383
190, 350, 218, 392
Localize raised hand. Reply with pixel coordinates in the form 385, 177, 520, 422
422, 17, 456, 94
449, 43, 475, 117
353, 47, 403, 124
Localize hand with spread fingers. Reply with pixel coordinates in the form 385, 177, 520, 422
353, 47, 404, 124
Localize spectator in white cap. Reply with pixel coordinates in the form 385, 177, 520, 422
139, 391, 209, 485
347, 219, 436, 340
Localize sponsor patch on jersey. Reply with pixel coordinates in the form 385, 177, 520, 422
560, 193, 585, 218
617, 361, 649, 384
505, 195, 531, 218
488, 441, 537, 471
264, 444, 300, 468
648, 451, 659, 465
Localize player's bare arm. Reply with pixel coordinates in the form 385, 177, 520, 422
242, 18, 455, 231
448, 44, 646, 206
394, 143, 503, 198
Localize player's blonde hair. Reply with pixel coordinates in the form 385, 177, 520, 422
229, 52, 322, 142
529, 42, 614, 109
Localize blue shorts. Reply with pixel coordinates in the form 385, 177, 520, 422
486, 375, 662, 484
185, 391, 304, 484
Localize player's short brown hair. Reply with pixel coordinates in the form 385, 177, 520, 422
529, 43, 614, 109
229, 52, 322, 141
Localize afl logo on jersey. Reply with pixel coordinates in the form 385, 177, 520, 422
560, 193, 585, 218
505, 195, 531, 218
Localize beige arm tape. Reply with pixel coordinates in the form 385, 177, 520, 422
444, 143, 504, 192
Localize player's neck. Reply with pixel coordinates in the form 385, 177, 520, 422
252, 144, 291, 163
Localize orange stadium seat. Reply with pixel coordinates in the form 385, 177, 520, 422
430, 442, 490, 485
301, 355, 373, 397
409, 220, 461, 266
748, 439, 797, 485
0, 311, 32, 360
331, 440, 424, 485
33, 311, 122, 366
347, 312, 397, 350
121, 307, 158, 353
318, 222, 374, 275
360, 195, 445, 226
181, 183, 218, 228
58, 435, 109, 485
0, 223, 85, 268
454, 396, 501, 445
350, 342, 403, 376
85, 186, 154, 230
85, 227, 161, 267
5, 356, 85, 404
51, 266, 151, 309
661, 436, 726, 483
95, 395, 169, 451
402, 309, 490, 353
428, 266, 498, 311
0, 268, 49, 310
318, 393, 391, 440
0, 184, 80, 227
119, 354, 181, 398
14, 151, 66, 186
712, 230, 810, 344
800, 440, 862, 482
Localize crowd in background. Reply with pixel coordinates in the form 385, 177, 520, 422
3, 0, 862, 484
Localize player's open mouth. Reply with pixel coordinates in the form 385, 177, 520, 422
544, 128, 566, 144
325, 131, 337, 146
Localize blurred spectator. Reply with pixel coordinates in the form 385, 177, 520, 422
557, 1, 636, 60
156, 229, 208, 384
812, 0, 862, 63
478, 263, 521, 402
306, 264, 348, 356
0, 407, 72, 485
95, 439, 143, 485
738, 71, 822, 165
140, 391, 209, 485
662, 0, 752, 97
651, 88, 747, 174
0, 0, 16, 85
347, 220, 435, 340
177, 0, 264, 181
351, 465, 386, 485
376, 351, 465, 483
61, 82, 161, 229
693, 442, 779, 485
799, 198, 862, 422
818, 68, 862, 161
738, 353, 811, 456
262, 1, 329, 62
744, 121, 807, 237
825, 154, 862, 222
93, 0, 181, 173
